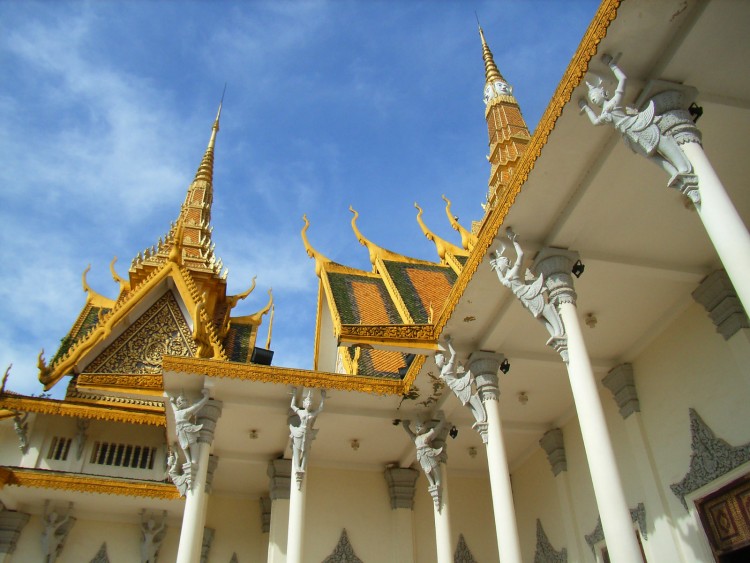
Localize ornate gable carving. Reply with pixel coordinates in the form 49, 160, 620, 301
86, 291, 196, 374
322, 529, 363, 563
534, 520, 567, 563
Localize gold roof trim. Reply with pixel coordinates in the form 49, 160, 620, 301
40, 260, 225, 389
0, 395, 165, 426
414, 203, 467, 262
163, 355, 403, 396
230, 288, 273, 326
82, 265, 116, 309
338, 323, 438, 352
1, 467, 181, 499
350, 206, 433, 268
301, 215, 334, 277
76, 373, 164, 393
109, 257, 131, 295
434, 0, 621, 335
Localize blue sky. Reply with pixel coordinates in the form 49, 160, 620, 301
0, 0, 599, 397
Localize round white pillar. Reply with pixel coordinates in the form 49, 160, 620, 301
176, 442, 211, 563
433, 463, 452, 563
286, 474, 307, 563
484, 398, 523, 563
682, 142, 750, 315
558, 302, 643, 562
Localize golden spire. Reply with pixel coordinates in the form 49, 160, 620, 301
479, 25, 505, 85
192, 100, 222, 184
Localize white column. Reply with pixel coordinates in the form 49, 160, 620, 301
682, 142, 750, 316
177, 442, 211, 563
468, 352, 522, 563
539, 429, 586, 562
267, 459, 291, 563
385, 467, 418, 563
175, 398, 223, 563
603, 365, 689, 562
287, 473, 307, 563
536, 249, 643, 563
434, 463, 452, 563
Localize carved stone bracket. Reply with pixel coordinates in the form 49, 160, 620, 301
671, 409, 750, 509
454, 533, 478, 563
0, 504, 30, 557
692, 270, 750, 340
205, 455, 219, 494
534, 519, 567, 563
260, 496, 272, 534
267, 458, 292, 500
200, 527, 214, 563
322, 529, 363, 563
539, 428, 567, 476
466, 351, 503, 404
384, 466, 419, 510
197, 400, 223, 446
602, 364, 640, 419
584, 503, 647, 552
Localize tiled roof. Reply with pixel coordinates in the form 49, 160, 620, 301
223, 323, 254, 363
50, 304, 110, 366
328, 272, 402, 325
346, 346, 408, 379
382, 261, 457, 323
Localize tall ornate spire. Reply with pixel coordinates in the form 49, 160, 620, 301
129, 103, 227, 284
478, 26, 531, 212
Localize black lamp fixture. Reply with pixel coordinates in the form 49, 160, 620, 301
689, 102, 703, 123
572, 260, 585, 278
449, 426, 458, 439
499, 358, 511, 374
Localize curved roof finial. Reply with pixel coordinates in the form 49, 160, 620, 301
82, 265, 115, 307
109, 256, 131, 294
248, 289, 274, 325
301, 215, 332, 277
414, 202, 466, 260
349, 206, 379, 266
442, 195, 478, 251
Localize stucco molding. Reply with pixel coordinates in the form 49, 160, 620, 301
534, 519, 567, 563
671, 409, 750, 509
692, 270, 749, 340
322, 529, 363, 563
384, 466, 419, 510
539, 428, 567, 476
454, 533, 478, 563
602, 363, 640, 419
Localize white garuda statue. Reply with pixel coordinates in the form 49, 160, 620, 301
41, 501, 74, 563
490, 228, 565, 345
140, 509, 168, 563
289, 388, 326, 487
579, 53, 699, 198
169, 389, 210, 467
435, 336, 487, 440
402, 412, 447, 509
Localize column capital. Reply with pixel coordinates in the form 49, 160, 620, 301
384, 466, 419, 510
467, 350, 505, 402
267, 458, 292, 500
539, 428, 567, 476
692, 270, 749, 340
533, 247, 580, 307
602, 364, 640, 419
197, 399, 223, 445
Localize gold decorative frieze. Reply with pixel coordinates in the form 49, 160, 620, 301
86, 292, 196, 374
2, 468, 181, 499
163, 356, 404, 395
338, 324, 438, 352
0, 396, 165, 426
77, 373, 163, 390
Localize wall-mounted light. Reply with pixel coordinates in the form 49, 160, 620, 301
449, 426, 458, 439
500, 359, 511, 374
572, 260, 585, 278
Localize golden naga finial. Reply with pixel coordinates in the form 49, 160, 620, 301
301, 215, 332, 277
169, 219, 185, 265
442, 195, 477, 251
109, 256, 131, 294
192, 292, 213, 358
37, 350, 52, 385
478, 23, 505, 86
349, 206, 379, 266
1, 364, 11, 393
248, 289, 274, 325
82, 265, 115, 307
414, 202, 466, 261
227, 276, 257, 310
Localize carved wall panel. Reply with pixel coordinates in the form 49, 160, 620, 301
86, 291, 196, 374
